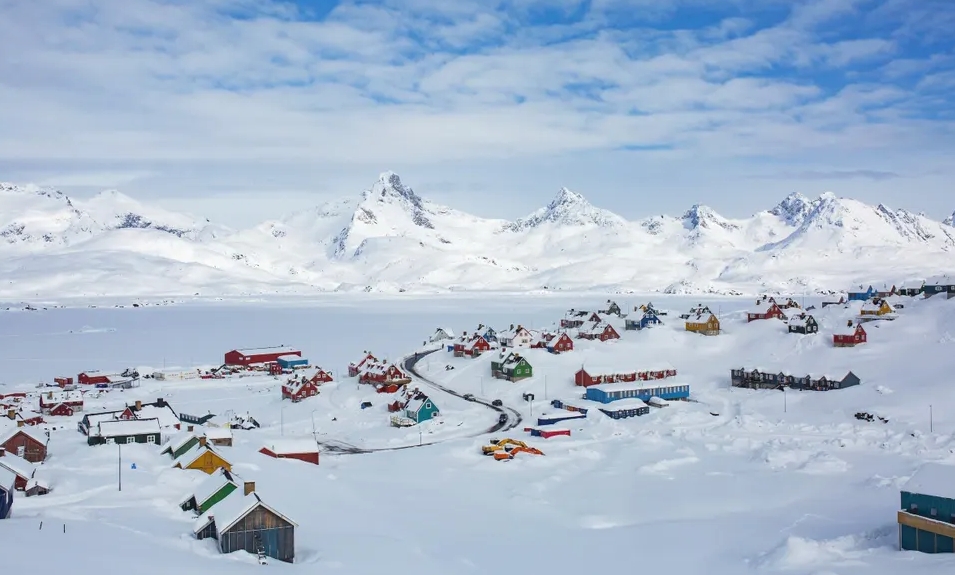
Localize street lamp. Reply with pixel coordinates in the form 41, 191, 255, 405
280, 404, 287, 436
118, 442, 122, 492
311, 409, 319, 440
480, 376, 484, 396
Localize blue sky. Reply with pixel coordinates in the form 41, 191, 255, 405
1, 0, 954, 225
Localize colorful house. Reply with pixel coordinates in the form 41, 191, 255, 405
88, 418, 161, 446
561, 309, 599, 328
453, 335, 491, 358
193, 487, 297, 563
585, 382, 690, 403
685, 312, 720, 336
898, 463, 955, 553
348, 352, 378, 377
0, 449, 36, 490
405, 394, 439, 424
625, 311, 663, 330
577, 321, 620, 341
173, 439, 233, 475
499, 325, 534, 348
833, 322, 867, 347
429, 327, 455, 342
161, 431, 201, 459
180, 467, 242, 514
0, 427, 49, 463
787, 314, 819, 334
847, 285, 877, 301
224, 346, 301, 367
39, 390, 84, 415
898, 280, 925, 297
600, 300, 622, 316
0, 467, 14, 519
276, 355, 308, 370
491, 352, 533, 381
730, 368, 860, 391
746, 300, 788, 322
860, 299, 894, 317
281, 379, 320, 402
597, 399, 650, 419
259, 439, 319, 465
546, 332, 574, 354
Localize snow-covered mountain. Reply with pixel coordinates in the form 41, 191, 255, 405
1, 174, 953, 300
944, 210, 954, 227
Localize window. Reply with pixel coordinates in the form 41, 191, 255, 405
127, 436, 135, 444
17, 446, 25, 457
910, 503, 918, 512
425, 402, 431, 409
106, 438, 115, 445
931, 508, 938, 517
146, 435, 156, 443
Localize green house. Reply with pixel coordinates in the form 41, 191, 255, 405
491, 352, 532, 381
405, 394, 439, 424
161, 432, 200, 459
87, 418, 162, 446
180, 467, 243, 514
899, 463, 955, 554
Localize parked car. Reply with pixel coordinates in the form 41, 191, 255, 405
498, 414, 507, 424
492, 399, 503, 406
463, 393, 475, 401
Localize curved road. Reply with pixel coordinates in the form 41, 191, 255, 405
316, 348, 523, 455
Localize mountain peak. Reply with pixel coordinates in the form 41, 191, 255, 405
353, 172, 434, 232
550, 187, 586, 207
944, 210, 954, 227
769, 192, 815, 226
682, 204, 738, 232
506, 187, 624, 230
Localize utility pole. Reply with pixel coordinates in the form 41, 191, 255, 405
418, 426, 422, 446
118, 443, 122, 492
930, 405, 933, 433
784, 388, 787, 413
544, 376, 548, 400
280, 406, 285, 437
480, 376, 484, 396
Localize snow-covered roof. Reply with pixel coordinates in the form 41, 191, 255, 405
686, 312, 717, 323
26, 476, 50, 490
97, 418, 161, 438
0, 466, 15, 491
900, 279, 924, 289
466, 337, 487, 351
749, 300, 781, 313
83, 410, 121, 427
263, 438, 318, 455
588, 381, 688, 394
787, 314, 815, 327
833, 323, 864, 337
648, 396, 670, 406
405, 395, 434, 415
598, 398, 649, 411
191, 467, 239, 508
203, 427, 233, 440
0, 426, 49, 446
236, 346, 299, 355
903, 463, 955, 500
925, 275, 954, 286
277, 354, 305, 361
211, 490, 297, 536
0, 451, 36, 479
174, 443, 229, 469
161, 431, 197, 453
136, 405, 180, 428
860, 301, 887, 311
39, 390, 83, 404
579, 321, 611, 335
434, 327, 454, 337
501, 354, 528, 368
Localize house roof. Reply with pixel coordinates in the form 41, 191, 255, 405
501, 354, 528, 368
97, 418, 161, 438
833, 323, 864, 337
0, 426, 49, 447
39, 390, 84, 405
0, 452, 36, 480
899, 279, 924, 289
788, 314, 816, 327
598, 398, 649, 411
174, 443, 229, 469
83, 409, 123, 425
686, 312, 717, 323
466, 337, 488, 351
190, 467, 240, 508
26, 476, 50, 491
903, 463, 955, 500
435, 327, 454, 337
161, 431, 197, 453
749, 301, 782, 313
0, 466, 15, 491
203, 427, 233, 440
235, 346, 299, 356
925, 275, 954, 286
580, 321, 611, 335
212, 490, 298, 536
277, 354, 306, 361
589, 381, 687, 394
405, 395, 434, 415
263, 438, 318, 455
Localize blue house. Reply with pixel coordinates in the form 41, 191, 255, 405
277, 355, 308, 369
585, 382, 690, 404
625, 310, 663, 330
405, 394, 439, 424
899, 463, 955, 553
0, 466, 15, 519
923, 276, 955, 299
537, 412, 587, 426
847, 285, 877, 301
598, 399, 650, 419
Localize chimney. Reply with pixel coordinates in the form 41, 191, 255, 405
244, 481, 255, 496
0, 447, 5, 457
156, 398, 165, 407
847, 319, 853, 327
135, 400, 142, 410
187, 425, 194, 432
6, 409, 14, 420
198, 436, 207, 447
47, 392, 54, 399
17, 420, 24, 428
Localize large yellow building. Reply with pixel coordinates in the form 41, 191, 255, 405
685, 312, 720, 336
172, 438, 232, 475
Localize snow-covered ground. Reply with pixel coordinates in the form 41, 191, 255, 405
2, 293, 955, 574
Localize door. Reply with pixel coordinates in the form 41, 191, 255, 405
262, 528, 280, 560
17, 446, 24, 457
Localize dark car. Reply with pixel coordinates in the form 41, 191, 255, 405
492, 399, 503, 406
463, 393, 475, 401
498, 414, 507, 423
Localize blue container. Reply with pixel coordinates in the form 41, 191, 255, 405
277, 356, 308, 369
537, 413, 586, 426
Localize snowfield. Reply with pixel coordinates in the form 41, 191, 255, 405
1, 293, 955, 573
2, 174, 954, 299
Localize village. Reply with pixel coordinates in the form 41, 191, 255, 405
1, 274, 954, 563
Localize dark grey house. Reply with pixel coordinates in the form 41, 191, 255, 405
787, 314, 819, 334
731, 368, 860, 391
923, 276, 955, 299
193, 487, 297, 563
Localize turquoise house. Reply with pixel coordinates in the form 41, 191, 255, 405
405, 394, 439, 424
899, 463, 955, 554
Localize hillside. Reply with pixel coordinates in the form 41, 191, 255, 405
1, 175, 953, 300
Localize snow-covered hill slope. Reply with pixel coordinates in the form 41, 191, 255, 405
1, 174, 953, 300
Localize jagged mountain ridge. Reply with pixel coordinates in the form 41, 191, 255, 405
1, 174, 953, 298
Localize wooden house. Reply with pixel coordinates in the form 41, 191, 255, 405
597, 399, 650, 419
898, 463, 955, 553
347, 352, 378, 377
173, 438, 232, 475
499, 325, 534, 348
39, 390, 83, 415
626, 310, 662, 330
0, 448, 36, 490
821, 296, 846, 308
730, 368, 860, 391
600, 300, 622, 316
577, 321, 620, 341
429, 327, 455, 343
161, 431, 201, 459
584, 382, 690, 403
404, 394, 439, 424
490, 352, 533, 381
224, 346, 301, 367
88, 418, 161, 446
25, 477, 50, 497
546, 332, 574, 354
860, 299, 894, 316
833, 321, 867, 347
680, 304, 712, 319
746, 300, 788, 322
638, 302, 667, 316
477, 324, 498, 343
259, 439, 319, 465
923, 276, 955, 299
281, 379, 319, 403
180, 467, 243, 514
307, 368, 334, 384
787, 314, 819, 334
204, 427, 233, 447
778, 297, 801, 309
685, 312, 720, 336
193, 486, 297, 563
561, 309, 598, 328
0, 427, 49, 463
0, 467, 13, 519
453, 335, 491, 358
574, 368, 639, 387
898, 280, 925, 297
848, 285, 877, 301
358, 362, 411, 385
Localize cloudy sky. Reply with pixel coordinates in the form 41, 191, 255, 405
1, 0, 953, 226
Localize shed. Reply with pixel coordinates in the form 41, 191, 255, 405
173, 439, 232, 475
0, 427, 49, 462
537, 412, 587, 426
0, 466, 14, 519
277, 355, 308, 369
89, 418, 161, 446
194, 487, 297, 563
598, 399, 650, 419
180, 467, 243, 514
25, 477, 51, 497
224, 346, 301, 367
899, 463, 955, 553
259, 438, 319, 465
0, 448, 36, 490
204, 427, 233, 447
405, 395, 439, 424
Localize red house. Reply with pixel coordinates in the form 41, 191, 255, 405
348, 353, 378, 377
746, 301, 788, 322
54, 376, 74, 387
578, 322, 620, 341
308, 368, 334, 384
575, 368, 638, 387
0, 448, 35, 490
48, 404, 76, 417
453, 336, 491, 357
546, 333, 574, 354
637, 366, 677, 380
833, 322, 867, 347
39, 390, 84, 415
77, 371, 117, 385
282, 380, 319, 402
224, 346, 301, 367
259, 439, 319, 465
359, 363, 410, 385
0, 427, 49, 463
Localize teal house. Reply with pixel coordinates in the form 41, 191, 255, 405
161, 432, 200, 459
899, 463, 955, 554
405, 394, 439, 424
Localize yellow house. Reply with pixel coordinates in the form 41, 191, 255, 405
685, 312, 720, 336
860, 299, 893, 316
172, 437, 232, 475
